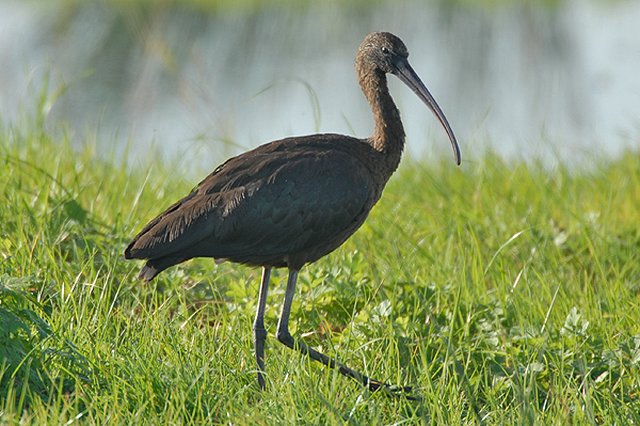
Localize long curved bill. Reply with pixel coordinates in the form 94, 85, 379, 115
393, 58, 461, 165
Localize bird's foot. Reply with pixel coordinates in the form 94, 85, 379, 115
367, 379, 420, 401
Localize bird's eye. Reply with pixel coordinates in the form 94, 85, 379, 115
381, 46, 390, 55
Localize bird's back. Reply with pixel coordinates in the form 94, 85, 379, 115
125, 134, 385, 279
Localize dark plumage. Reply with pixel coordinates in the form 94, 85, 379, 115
125, 32, 460, 397
125, 136, 377, 279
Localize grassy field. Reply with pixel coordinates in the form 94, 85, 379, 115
1, 117, 639, 424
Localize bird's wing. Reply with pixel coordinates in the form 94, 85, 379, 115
124, 186, 241, 259
211, 150, 374, 259
125, 146, 374, 262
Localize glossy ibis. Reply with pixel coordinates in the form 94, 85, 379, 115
125, 32, 461, 396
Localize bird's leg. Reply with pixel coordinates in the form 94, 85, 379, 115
276, 269, 414, 398
253, 267, 271, 390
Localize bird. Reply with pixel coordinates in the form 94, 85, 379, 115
125, 31, 460, 397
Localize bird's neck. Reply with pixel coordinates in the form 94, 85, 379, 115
361, 70, 405, 174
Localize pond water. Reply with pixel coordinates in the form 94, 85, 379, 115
1, 0, 638, 172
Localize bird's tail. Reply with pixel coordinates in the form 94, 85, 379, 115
137, 256, 182, 282
138, 264, 160, 282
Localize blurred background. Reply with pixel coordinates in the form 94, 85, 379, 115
1, 0, 638, 172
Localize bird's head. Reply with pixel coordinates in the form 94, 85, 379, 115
357, 32, 461, 165
358, 32, 410, 75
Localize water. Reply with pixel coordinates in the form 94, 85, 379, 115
1, 0, 638, 173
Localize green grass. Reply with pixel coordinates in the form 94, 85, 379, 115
1, 116, 639, 424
